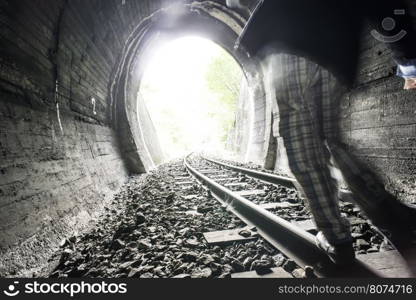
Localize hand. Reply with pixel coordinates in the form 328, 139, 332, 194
404, 78, 416, 90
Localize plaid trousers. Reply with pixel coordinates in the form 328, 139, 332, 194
264, 53, 393, 245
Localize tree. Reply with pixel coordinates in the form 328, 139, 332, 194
205, 52, 243, 143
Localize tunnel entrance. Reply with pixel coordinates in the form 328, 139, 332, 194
110, 2, 269, 173
138, 36, 247, 163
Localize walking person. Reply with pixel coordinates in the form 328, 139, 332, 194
227, 0, 416, 264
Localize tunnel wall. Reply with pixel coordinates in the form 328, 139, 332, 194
0, 0, 164, 275
136, 94, 164, 166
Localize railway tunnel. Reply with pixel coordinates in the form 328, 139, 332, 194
0, 0, 416, 278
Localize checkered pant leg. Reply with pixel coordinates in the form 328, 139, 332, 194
272, 54, 352, 245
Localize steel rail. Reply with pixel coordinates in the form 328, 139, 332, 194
204, 157, 296, 188
203, 157, 354, 202
184, 156, 381, 278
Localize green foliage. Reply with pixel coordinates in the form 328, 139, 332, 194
205, 52, 242, 111
204, 52, 243, 143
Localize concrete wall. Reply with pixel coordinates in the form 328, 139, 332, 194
137, 94, 164, 166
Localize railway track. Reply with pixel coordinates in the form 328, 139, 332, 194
184, 155, 415, 278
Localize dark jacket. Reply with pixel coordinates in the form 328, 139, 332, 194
239, 0, 416, 86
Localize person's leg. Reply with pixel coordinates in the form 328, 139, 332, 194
270, 53, 352, 245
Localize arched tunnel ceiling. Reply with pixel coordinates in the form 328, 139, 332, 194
188, 1, 246, 34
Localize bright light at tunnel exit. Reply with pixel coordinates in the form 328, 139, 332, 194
139, 36, 244, 162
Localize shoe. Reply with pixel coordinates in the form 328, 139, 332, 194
315, 232, 355, 265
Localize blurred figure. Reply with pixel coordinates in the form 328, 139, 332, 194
227, 0, 416, 264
